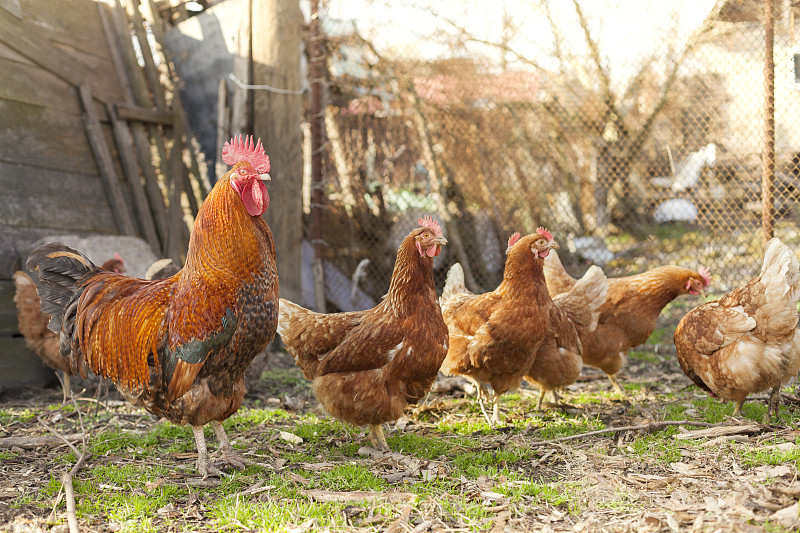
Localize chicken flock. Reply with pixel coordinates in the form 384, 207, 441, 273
14, 135, 800, 478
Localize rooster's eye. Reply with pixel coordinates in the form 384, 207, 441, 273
238, 168, 246, 176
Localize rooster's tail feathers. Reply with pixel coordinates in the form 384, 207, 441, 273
442, 263, 467, 301
25, 243, 99, 335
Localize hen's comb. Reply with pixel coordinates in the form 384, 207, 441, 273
536, 227, 553, 241
507, 232, 521, 249
222, 135, 270, 173
418, 216, 443, 237
698, 265, 712, 287
114, 253, 124, 265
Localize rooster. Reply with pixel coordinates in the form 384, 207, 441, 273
526, 264, 608, 409
277, 217, 448, 451
13, 257, 126, 402
439, 228, 560, 424
26, 136, 278, 478
544, 251, 711, 394
674, 238, 800, 420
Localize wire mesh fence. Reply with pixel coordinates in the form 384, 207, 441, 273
306, 0, 800, 310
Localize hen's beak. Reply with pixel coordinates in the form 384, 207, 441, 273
548, 240, 560, 250
258, 173, 271, 181
436, 236, 448, 246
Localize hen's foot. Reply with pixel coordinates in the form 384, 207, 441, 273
490, 395, 501, 425
59, 373, 72, 404
607, 374, 629, 398
765, 387, 781, 423
368, 424, 390, 451
535, 390, 546, 411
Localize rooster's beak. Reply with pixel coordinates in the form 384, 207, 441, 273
258, 173, 271, 181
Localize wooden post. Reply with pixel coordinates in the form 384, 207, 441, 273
108, 0, 171, 249
409, 90, 479, 291
324, 106, 357, 218
216, 78, 231, 182
251, 0, 305, 304
79, 85, 138, 237
310, 0, 326, 312
107, 103, 161, 251
166, 114, 186, 263
762, 0, 775, 247
230, 0, 253, 137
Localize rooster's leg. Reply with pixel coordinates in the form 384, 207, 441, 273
210, 420, 250, 470
552, 389, 560, 404
765, 386, 781, 422
193, 425, 222, 479
368, 424, 389, 451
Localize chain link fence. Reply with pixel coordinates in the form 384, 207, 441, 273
306, 0, 800, 310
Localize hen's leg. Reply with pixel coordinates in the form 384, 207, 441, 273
193, 425, 222, 479
732, 399, 744, 417
368, 424, 389, 451
552, 389, 561, 404
535, 389, 546, 410
60, 373, 71, 403
210, 420, 250, 470
491, 395, 501, 425
607, 374, 627, 397
765, 387, 781, 422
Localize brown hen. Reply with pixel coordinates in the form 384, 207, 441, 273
439, 228, 560, 424
277, 216, 449, 450
674, 238, 800, 420
544, 251, 711, 394
526, 264, 607, 408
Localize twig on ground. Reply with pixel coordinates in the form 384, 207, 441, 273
38, 398, 90, 533
529, 420, 721, 446
0, 435, 84, 449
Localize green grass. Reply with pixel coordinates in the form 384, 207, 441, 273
6, 358, 800, 532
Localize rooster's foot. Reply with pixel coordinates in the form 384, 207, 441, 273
198, 459, 224, 479
215, 451, 251, 471
209, 420, 251, 471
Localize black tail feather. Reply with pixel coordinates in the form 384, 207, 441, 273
26, 243, 99, 335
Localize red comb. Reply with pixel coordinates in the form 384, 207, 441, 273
507, 232, 521, 249
698, 265, 712, 287
222, 135, 270, 173
418, 216, 443, 237
114, 253, 124, 265
536, 227, 553, 241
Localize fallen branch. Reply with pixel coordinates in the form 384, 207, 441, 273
529, 420, 721, 446
673, 424, 761, 440
0, 435, 84, 449
39, 399, 90, 533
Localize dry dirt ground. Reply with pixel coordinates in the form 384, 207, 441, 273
2, 308, 800, 532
